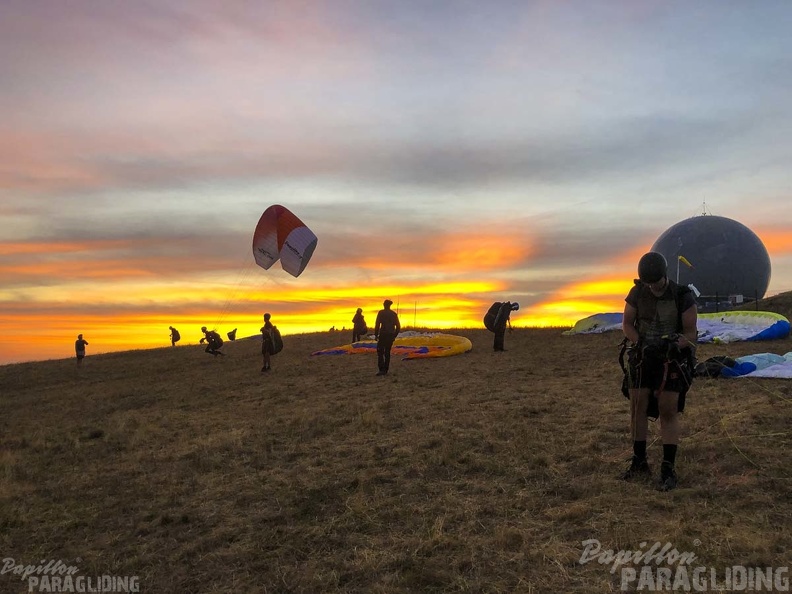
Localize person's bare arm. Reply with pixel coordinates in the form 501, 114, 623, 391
678, 305, 698, 348
623, 303, 640, 344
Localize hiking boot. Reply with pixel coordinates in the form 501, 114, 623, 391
657, 462, 678, 491
621, 456, 651, 481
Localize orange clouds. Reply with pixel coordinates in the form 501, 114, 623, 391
517, 266, 633, 327
0, 219, 704, 364
429, 231, 532, 270
754, 228, 792, 255
0, 239, 136, 256
321, 228, 532, 274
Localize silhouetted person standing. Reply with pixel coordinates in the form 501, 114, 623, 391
169, 326, 180, 347
352, 308, 367, 343
75, 334, 89, 365
374, 299, 400, 376
260, 313, 274, 372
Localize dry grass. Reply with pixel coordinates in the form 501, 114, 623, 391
1, 324, 791, 593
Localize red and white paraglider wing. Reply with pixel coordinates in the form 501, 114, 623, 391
252, 205, 318, 277
279, 220, 318, 277
252, 205, 282, 271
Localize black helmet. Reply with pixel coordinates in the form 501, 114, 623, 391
638, 252, 667, 283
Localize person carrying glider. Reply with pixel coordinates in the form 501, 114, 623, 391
352, 308, 367, 343
200, 326, 225, 357
622, 252, 697, 491
75, 334, 89, 365
169, 326, 181, 347
374, 299, 400, 376
484, 301, 519, 351
495, 302, 518, 351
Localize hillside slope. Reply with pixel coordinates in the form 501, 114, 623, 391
1, 328, 790, 592
734, 289, 792, 321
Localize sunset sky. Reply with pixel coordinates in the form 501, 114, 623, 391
3, 1, 792, 364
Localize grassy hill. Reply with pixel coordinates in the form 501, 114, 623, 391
734, 289, 792, 321
1, 326, 791, 593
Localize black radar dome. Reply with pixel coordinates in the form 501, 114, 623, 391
651, 215, 771, 299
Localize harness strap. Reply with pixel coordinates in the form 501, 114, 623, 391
656, 359, 670, 396
618, 337, 629, 373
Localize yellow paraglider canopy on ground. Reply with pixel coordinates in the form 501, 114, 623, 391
311, 332, 472, 359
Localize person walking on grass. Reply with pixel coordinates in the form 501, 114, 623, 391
374, 299, 400, 376
75, 334, 89, 366
622, 252, 697, 491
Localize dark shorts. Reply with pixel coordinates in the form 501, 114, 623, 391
627, 347, 692, 393
625, 345, 693, 415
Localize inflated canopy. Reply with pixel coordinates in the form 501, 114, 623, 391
252, 205, 318, 277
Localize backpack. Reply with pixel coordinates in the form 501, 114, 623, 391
210, 332, 223, 348
483, 302, 504, 332
271, 326, 283, 354
694, 356, 738, 378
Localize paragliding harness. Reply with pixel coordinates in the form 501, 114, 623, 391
271, 326, 284, 354
208, 332, 223, 349
618, 282, 696, 420
694, 355, 738, 378
484, 302, 519, 332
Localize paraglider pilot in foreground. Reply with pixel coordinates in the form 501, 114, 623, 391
622, 251, 697, 491
200, 326, 225, 356
374, 299, 400, 376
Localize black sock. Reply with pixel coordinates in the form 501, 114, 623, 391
633, 441, 647, 461
663, 444, 677, 465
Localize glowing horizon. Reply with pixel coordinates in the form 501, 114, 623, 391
3, 2, 792, 364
